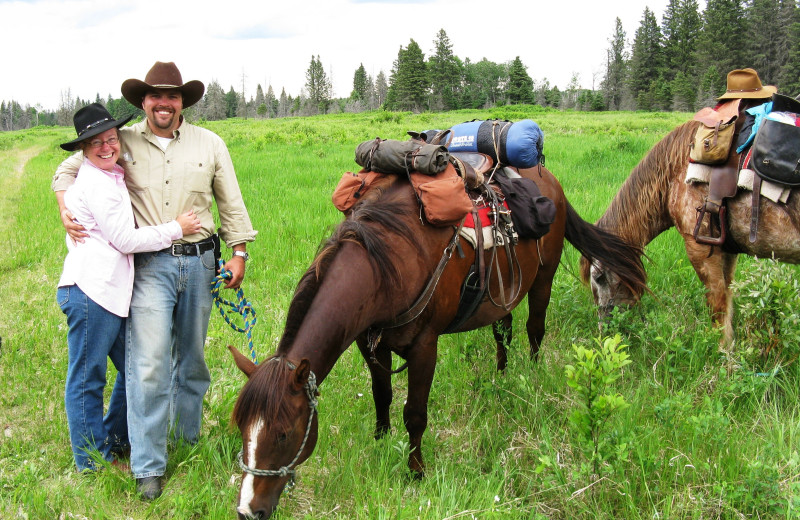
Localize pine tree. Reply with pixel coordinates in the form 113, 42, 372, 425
278, 87, 289, 118
254, 84, 265, 119
427, 29, 463, 110
224, 86, 238, 118
629, 7, 663, 110
201, 80, 226, 121
387, 39, 428, 111
505, 57, 534, 105
305, 55, 333, 115
779, 2, 800, 95
662, 0, 701, 108
602, 17, 628, 110
351, 63, 369, 101
747, 0, 786, 85
265, 85, 276, 118
374, 70, 389, 108
696, 0, 747, 77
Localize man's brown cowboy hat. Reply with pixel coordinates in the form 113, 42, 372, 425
717, 68, 777, 100
121, 61, 205, 109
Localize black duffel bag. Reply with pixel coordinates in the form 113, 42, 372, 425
493, 169, 556, 240
751, 93, 800, 186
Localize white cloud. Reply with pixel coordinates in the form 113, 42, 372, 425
1, 0, 670, 110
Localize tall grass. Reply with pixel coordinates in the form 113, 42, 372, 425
1, 108, 799, 519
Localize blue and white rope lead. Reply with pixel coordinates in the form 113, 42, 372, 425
212, 259, 258, 364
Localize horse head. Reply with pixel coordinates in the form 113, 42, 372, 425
580, 256, 643, 321
229, 346, 319, 519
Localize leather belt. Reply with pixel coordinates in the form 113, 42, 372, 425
163, 236, 216, 256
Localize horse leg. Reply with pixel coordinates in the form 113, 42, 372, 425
683, 235, 738, 345
356, 338, 392, 439
402, 333, 438, 479
525, 256, 558, 361
492, 314, 512, 371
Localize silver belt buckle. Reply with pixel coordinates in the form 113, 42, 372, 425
170, 244, 182, 256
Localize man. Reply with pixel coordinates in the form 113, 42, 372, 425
52, 61, 257, 500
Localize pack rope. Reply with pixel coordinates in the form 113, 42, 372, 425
212, 259, 258, 364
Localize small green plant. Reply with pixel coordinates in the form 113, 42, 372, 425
732, 257, 800, 366
564, 334, 631, 477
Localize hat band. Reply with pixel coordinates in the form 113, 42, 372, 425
151, 84, 181, 88
79, 117, 112, 136
726, 87, 763, 93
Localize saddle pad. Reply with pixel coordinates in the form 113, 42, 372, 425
459, 225, 506, 251
684, 162, 789, 203
463, 201, 508, 229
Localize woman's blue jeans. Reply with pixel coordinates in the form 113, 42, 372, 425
126, 249, 215, 479
57, 284, 128, 472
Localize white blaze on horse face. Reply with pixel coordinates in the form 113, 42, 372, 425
238, 417, 264, 516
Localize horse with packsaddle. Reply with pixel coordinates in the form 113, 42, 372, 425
228, 119, 647, 518
582, 68, 800, 345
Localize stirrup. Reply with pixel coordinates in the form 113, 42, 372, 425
693, 204, 727, 246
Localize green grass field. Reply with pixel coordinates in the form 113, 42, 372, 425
1, 108, 799, 519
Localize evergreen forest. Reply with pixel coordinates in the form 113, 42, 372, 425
2, 0, 799, 131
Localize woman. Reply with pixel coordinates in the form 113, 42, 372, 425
56, 103, 201, 472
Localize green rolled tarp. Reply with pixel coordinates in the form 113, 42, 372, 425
355, 138, 450, 176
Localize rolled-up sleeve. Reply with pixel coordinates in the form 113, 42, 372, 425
211, 134, 257, 247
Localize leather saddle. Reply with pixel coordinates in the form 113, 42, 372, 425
692, 101, 742, 246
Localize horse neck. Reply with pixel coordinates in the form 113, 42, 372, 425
277, 246, 383, 383
597, 123, 691, 248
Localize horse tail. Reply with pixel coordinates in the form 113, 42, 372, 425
564, 201, 647, 296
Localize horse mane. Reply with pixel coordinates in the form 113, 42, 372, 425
232, 357, 298, 436
579, 120, 696, 285
276, 178, 416, 353
597, 120, 697, 246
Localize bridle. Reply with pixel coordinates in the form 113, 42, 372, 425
237, 360, 318, 486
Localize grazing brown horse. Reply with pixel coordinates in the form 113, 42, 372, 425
229, 167, 646, 519
580, 120, 800, 344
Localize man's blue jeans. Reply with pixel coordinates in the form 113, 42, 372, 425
57, 284, 128, 472
126, 249, 215, 479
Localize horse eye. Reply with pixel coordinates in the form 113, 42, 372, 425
593, 271, 607, 284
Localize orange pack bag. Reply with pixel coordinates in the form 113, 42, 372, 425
410, 164, 473, 226
332, 170, 384, 213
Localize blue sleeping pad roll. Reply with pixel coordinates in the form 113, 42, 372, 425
505, 119, 543, 168
446, 119, 543, 168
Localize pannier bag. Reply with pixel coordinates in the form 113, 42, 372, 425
355, 138, 449, 176
445, 119, 543, 168
332, 165, 472, 227
689, 109, 737, 165
751, 110, 800, 186
492, 169, 555, 239
332, 170, 384, 213
409, 164, 473, 227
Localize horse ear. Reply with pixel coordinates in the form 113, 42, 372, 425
228, 345, 257, 378
293, 359, 312, 388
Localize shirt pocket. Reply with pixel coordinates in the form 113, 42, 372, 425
185, 161, 214, 193
122, 159, 149, 192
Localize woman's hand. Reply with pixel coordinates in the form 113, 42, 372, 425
176, 210, 202, 236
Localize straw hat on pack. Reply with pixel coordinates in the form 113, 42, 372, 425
121, 61, 205, 109
717, 68, 777, 100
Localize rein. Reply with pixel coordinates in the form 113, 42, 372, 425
365, 221, 464, 373
237, 359, 318, 485
212, 260, 258, 364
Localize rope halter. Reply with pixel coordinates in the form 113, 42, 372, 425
237, 360, 318, 487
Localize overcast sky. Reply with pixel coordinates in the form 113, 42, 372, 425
1, 0, 672, 111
